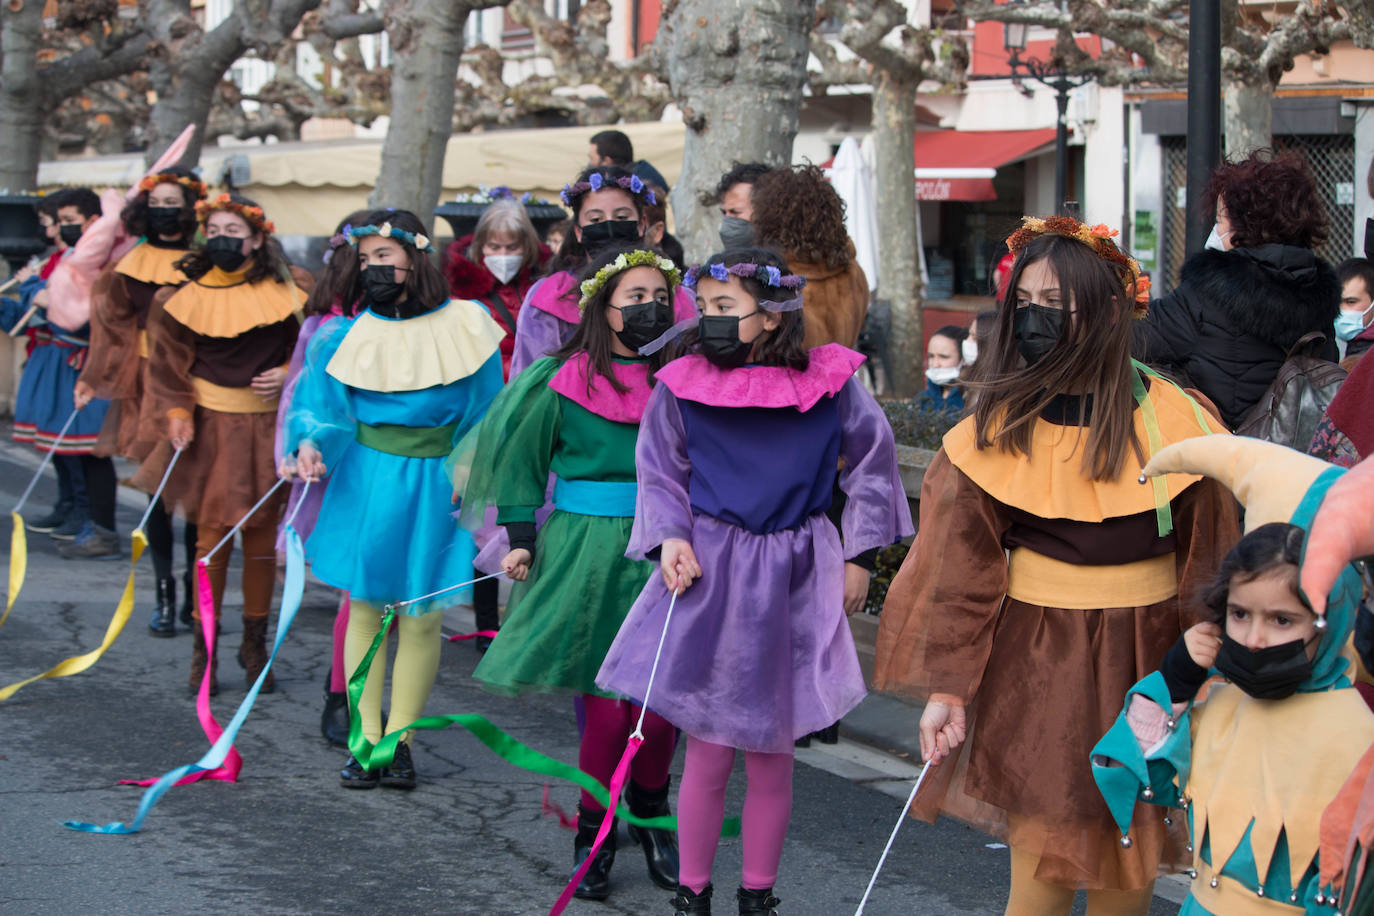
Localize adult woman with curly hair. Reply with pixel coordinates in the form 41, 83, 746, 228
749, 164, 869, 350
1134, 149, 1340, 429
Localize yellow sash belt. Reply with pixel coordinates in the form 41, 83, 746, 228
1006, 548, 1178, 610
191, 375, 280, 414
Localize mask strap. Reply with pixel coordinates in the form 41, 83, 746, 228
637, 316, 699, 356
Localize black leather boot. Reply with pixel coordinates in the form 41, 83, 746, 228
321, 676, 351, 748
179, 568, 195, 627
339, 753, 378, 789
573, 805, 617, 900
736, 886, 781, 915
626, 778, 679, 890
147, 577, 177, 637
672, 883, 713, 915
379, 740, 416, 789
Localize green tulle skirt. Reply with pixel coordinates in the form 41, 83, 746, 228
473, 508, 655, 697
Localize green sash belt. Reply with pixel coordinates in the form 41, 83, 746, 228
355, 421, 458, 458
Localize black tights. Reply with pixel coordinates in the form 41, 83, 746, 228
80, 456, 116, 531
144, 496, 196, 581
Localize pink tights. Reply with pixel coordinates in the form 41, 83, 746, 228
578, 694, 676, 812
329, 593, 350, 693
678, 735, 794, 893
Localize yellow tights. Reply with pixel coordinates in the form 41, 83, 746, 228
343, 601, 444, 743
1005, 847, 1154, 916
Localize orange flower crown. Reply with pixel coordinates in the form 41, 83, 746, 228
138, 171, 209, 201
1005, 216, 1151, 315
194, 193, 275, 236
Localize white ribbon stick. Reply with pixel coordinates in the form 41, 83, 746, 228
13, 408, 81, 515
854, 758, 935, 916
199, 478, 288, 565
384, 571, 506, 612
133, 447, 185, 534
630, 587, 680, 740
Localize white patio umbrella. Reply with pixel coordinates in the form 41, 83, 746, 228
826, 136, 880, 293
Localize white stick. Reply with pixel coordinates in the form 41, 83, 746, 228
13, 408, 81, 515
383, 570, 505, 611
133, 447, 184, 533
854, 759, 935, 915
630, 588, 681, 739
6, 300, 38, 337
282, 479, 313, 529
199, 478, 288, 565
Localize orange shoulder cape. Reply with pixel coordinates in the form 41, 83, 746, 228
114, 242, 189, 286
163, 267, 305, 338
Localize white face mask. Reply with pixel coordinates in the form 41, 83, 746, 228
484, 254, 523, 285
961, 338, 978, 365
925, 366, 961, 387
1205, 225, 1231, 252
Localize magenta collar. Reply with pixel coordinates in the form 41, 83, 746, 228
547, 353, 652, 423
655, 343, 864, 412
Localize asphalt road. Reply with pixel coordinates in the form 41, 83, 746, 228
0, 440, 1183, 915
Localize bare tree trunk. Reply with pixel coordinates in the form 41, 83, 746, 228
662, 0, 817, 262
873, 70, 923, 397
0, 2, 45, 192
1223, 80, 1273, 157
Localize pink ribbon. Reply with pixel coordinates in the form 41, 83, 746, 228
445, 629, 499, 643
548, 735, 643, 916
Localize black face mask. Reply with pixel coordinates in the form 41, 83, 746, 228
146, 206, 184, 237
699, 312, 760, 369
580, 220, 641, 256
58, 224, 84, 247
204, 235, 249, 272
363, 264, 406, 306
1214, 632, 1315, 700
719, 216, 755, 249
1012, 303, 1065, 367
614, 300, 674, 353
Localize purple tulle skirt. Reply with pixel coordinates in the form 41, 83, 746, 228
596, 512, 867, 753
277, 478, 326, 551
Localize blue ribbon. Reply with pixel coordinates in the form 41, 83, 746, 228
63, 525, 307, 835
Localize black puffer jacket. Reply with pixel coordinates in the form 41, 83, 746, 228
1133, 245, 1340, 429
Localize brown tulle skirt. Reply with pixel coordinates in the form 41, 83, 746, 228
909, 598, 1193, 891
146, 407, 284, 530
95, 362, 157, 463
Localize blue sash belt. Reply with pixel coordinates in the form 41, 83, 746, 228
552, 476, 637, 518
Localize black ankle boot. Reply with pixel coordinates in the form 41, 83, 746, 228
321, 676, 351, 747
672, 883, 713, 915
148, 577, 177, 637
736, 886, 780, 915
179, 569, 195, 627
626, 777, 679, 890
573, 805, 617, 900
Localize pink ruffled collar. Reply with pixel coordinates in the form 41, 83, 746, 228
655, 343, 864, 412
548, 353, 652, 424
529, 271, 580, 323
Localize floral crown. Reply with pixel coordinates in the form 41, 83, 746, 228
138, 171, 208, 201
346, 220, 435, 253
682, 260, 808, 312
195, 193, 275, 235
561, 172, 656, 208
1005, 216, 1151, 313
578, 249, 682, 311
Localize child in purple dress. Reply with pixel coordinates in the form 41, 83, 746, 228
596, 248, 913, 914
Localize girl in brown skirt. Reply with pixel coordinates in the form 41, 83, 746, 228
144, 193, 311, 695
874, 216, 1240, 914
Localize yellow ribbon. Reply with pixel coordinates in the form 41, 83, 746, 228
0, 530, 147, 702
2, 512, 26, 629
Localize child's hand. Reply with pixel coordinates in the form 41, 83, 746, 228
919, 693, 967, 764
502, 548, 531, 581
1183, 622, 1223, 670
660, 538, 701, 592
843, 562, 871, 615
295, 443, 327, 482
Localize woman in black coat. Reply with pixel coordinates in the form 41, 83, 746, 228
1133, 150, 1340, 429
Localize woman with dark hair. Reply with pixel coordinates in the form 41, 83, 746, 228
509, 165, 694, 376
457, 245, 683, 901
749, 164, 869, 350
917, 324, 968, 417
145, 192, 312, 695
1134, 149, 1341, 429
285, 209, 504, 790
77, 165, 206, 634
876, 217, 1240, 913
597, 247, 911, 914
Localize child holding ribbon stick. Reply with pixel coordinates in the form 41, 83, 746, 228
145, 193, 310, 695
509, 165, 694, 376
455, 246, 683, 901
285, 209, 504, 790
596, 248, 912, 915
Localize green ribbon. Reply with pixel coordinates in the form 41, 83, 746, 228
345, 604, 740, 836
355, 421, 459, 458
1130, 360, 1217, 538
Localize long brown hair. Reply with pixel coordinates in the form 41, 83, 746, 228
969, 233, 1143, 481
303, 209, 371, 317
175, 192, 293, 286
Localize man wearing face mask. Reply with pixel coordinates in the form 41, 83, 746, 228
1334, 257, 1374, 368
1133, 150, 1341, 430
703, 161, 772, 250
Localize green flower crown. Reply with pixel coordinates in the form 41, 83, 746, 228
578, 249, 682, 311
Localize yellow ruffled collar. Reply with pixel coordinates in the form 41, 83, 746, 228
163, 268, 305, 338
115, 242, 189, 286
325, 298, 505, 393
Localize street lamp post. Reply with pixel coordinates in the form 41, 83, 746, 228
1003, 20, 1093, 216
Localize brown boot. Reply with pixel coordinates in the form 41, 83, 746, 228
189, 625, 219, 697
239, 616, 274, 693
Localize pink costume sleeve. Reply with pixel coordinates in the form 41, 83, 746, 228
626, 383, 695, 560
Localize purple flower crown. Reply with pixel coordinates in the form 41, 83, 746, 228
682, 261, 807, 291
560, 172, 657, 207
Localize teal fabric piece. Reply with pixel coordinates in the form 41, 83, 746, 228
1292, 465, 1359, 692
552, 476, 637, 518
1090, 671, 1190, 836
